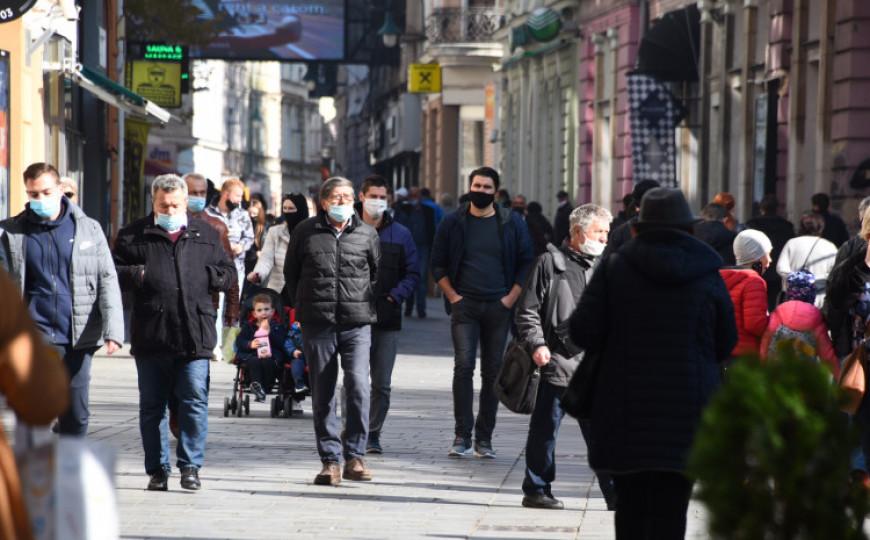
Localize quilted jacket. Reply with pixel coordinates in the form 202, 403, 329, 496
720, 268, 769, 357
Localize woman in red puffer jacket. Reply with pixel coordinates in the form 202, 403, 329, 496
720, 229, 772, 358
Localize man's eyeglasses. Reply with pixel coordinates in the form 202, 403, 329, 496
327, 194, 354, 204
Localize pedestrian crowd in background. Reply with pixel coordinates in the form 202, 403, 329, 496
2, 159, 870, 540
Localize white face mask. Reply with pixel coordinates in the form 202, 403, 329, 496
363, 198, 388, 219
579, 239, 606, 257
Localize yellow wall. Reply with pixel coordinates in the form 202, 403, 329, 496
0, 18, 46, 213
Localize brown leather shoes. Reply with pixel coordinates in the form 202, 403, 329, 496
314, 462, 341, 486
343, 457, 373, 481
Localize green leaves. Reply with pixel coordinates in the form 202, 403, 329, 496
688, 350, 869, 540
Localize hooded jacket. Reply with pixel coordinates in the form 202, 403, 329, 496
0, 200, 124, 349
720, 268, 769, 357
569, 229, 737, 473
760, 300, 839, 377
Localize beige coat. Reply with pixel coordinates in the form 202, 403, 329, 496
0, 270, 69, 540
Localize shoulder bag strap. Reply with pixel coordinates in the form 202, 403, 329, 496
800, 237, 822, 271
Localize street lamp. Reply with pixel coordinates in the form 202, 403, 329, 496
378, 10, 400, 48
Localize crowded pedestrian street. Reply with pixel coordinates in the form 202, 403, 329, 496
43, 310, 708, 539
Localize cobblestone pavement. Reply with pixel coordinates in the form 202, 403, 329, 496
79, 309, 707, 539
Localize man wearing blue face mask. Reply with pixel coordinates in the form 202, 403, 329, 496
114, 174, 237, 492
0, 162, 124, 437
282, 176, 380, 486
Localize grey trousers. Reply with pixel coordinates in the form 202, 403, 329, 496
302, 323, 372, 463
369, 328, 399, 437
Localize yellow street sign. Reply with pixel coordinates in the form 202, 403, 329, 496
408, 64, 441, 94
129, 61, 182, 108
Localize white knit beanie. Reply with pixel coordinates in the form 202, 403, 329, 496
733, 229, 773, 266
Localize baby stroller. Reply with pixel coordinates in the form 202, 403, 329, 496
270, 310, 311, 418
223, 288, 290, 418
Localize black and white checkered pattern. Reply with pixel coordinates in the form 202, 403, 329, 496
627, 73, 684, 187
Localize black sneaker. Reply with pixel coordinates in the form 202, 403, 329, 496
474, 440, 496, 459
250, 382, 266, 402
522, 493, 565, 510
147, 470, 169, 491
448, 436, 472, 457
180, 466, 201, 490
366, 435, 383, 454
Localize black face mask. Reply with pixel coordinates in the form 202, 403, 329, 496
284, 211, 304, 231
225, 200, 239, 211
467, 191, 495, 210
512, 206, 526, 215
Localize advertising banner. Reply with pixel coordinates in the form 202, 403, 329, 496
124, 118, 150, 222
190, 1, 345, 61
129, 61, 182, 108
408, 64, 441, 94
0, 50, 8, 219
627, 73, 686, 187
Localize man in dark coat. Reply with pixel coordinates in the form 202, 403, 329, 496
568, 188, 737, 539
603, 179, 660, 258
812, 192, 849, 247
694, 203, 737, 266
113, 174, 237, 492
515, 203, 616, 510
745, 194, 796, 309
394, 186, 436, 318
356, 175, 419, 454
431, 166, 534, 459
283, 177, 380, 486
552, 190, 572, 246
525, 201, 555, 256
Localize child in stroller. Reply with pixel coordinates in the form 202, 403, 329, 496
284, 321, 308, 394
234, 293, 287, 402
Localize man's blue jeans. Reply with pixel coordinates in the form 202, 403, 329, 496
302, 323, 371, 463
369, 328, 399, 437
450, 298, 511, 442
135, 356, 209, 474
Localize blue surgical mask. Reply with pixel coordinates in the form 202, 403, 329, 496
29, 195, 61, 220
188, 197, 207, 213
327, 204, 355, 224
155, 212, 187, 233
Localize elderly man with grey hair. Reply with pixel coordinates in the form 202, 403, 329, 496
114, 173, 237, 492
283, 176, 380, 486
515, 203, 616, 510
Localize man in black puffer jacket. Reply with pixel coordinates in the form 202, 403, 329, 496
283, 177, 380, 486
568, 188, 737, 540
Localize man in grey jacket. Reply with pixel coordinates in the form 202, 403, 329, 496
514, 204, 614, 509
0, 162, 124, 436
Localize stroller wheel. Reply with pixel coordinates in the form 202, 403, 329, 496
235, 395, 244, 417
244, 394, 250, 416
283, 397, 293, 418
270, 396, 279, 418
223, 397, 230, 417
231, 396, 238, 412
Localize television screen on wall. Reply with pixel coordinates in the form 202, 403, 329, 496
190, 0, 345, 61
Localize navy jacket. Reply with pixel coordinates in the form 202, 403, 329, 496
22, 204, 76, 344
367, 209, 419, 331
569, 228, 737, 474
431, 202, 534, 312
235, 318, 288, 365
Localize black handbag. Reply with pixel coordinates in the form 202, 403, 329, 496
561, 350, 600, 420
494, 340, 540, 414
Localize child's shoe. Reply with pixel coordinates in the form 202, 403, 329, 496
250, 381, 266, 402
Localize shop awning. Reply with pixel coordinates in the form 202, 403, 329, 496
636, 4, 701, 82
66, 64, 172, 124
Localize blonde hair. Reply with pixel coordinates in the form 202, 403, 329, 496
220, 177, 245, 194
861, 206, 870, 240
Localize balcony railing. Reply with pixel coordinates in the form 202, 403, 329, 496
425, 7, 503, 44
